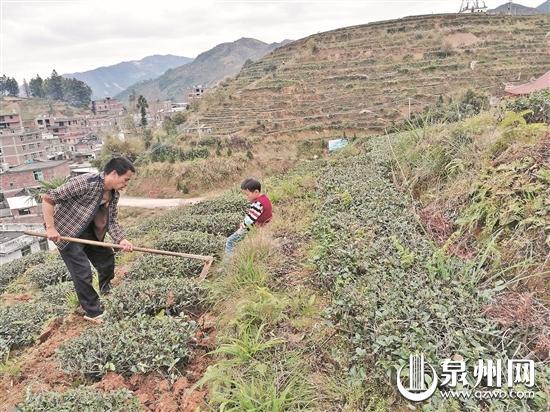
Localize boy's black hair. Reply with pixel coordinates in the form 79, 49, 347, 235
241, 178, 261, 192
104, 157, 135, 175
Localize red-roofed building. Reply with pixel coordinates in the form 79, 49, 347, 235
505, 71, 550, 96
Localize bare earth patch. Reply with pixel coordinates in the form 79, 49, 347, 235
0, 314, 89, 410
444, 32, 480, 48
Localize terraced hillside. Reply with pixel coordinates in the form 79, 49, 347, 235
1, 96, 548, 409
184, 13, 549, 138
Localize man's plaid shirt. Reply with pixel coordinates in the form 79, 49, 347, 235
46, 172, 125, 250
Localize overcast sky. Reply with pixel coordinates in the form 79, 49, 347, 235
1, 0, 545, 83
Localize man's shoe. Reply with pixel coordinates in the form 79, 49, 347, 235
83, 313, 105, 324
100, 283, 111, 296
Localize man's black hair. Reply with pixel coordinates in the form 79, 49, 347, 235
241, 178, 261, 192
104, 157, 135, 175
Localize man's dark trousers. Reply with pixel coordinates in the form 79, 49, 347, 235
58, 222, 115, 317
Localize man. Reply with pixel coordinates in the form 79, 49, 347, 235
42, 157, 135, 323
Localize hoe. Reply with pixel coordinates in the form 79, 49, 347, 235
24, 231, 214, 280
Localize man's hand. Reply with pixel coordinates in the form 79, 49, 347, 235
119, 239, 133, 252
46, 226, 61, 242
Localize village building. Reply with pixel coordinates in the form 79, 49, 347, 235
188, 85, 205, 100
0, 223, 53, 265
0, 128, 48, 168
0, 159, 70, 195
505, 71, 550, 96
91, 97, 125, 116
0, 112, 22, 129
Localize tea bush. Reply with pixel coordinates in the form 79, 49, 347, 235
125, 207, 185, 236
311, 138, 549, 410
58, 316, 196, 378
17, 387, 141, 411
165, 213, 241, 236
186, 193, 247, 216
0, 251, 49, 293
125, 254, 203, 280
28, 259, 70, 289
39, 282, 76, 307
153, 231, 225, 257
0, 302, 62, 358
104, 277, 210, 320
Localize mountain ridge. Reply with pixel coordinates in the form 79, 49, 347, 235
63, 54, 192, 99
115, 38, 292, 102
489, 1, 550, 15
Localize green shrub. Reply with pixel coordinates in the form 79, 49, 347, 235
149, 142, 208, 162
405, 89, 489, 128
505, 90, 550, 124
457, 156, 549, 241
154, 231, 225, 257
58, 316, 196, 378
28, 259, 70, 289
104, 277, 210, 320
125, 254, 203, 280
490, 111, 548, 157
0, 251, 49, 293
0, 302, 62, 359
17, 387, 141, 411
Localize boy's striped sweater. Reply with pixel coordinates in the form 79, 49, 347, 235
243, 194, 273, 230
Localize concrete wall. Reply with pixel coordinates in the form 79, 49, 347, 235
0, 222, 54, 265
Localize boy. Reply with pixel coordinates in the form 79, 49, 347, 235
225, 178, 272, 255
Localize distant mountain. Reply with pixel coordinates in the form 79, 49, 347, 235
537, 0, 550, 12
63, 54, 193, 99
116, 38, 292, 102
489, 1, 548, 15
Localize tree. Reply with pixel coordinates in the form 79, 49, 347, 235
128, 89, 136, 111
143, 128, 153, 149
162, 112, 187, 136
0, 75, 7, 95
45, 69, 64, 101
62, 77, 92, 108
30, 177, 68, 203
29, 75, 45, 98
136, 95, 148, 126
7, 77, 19, 96
22, 79, 30, 97
0, 75, 19, 96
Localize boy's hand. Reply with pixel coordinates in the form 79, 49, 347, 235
119, 239, 134, 252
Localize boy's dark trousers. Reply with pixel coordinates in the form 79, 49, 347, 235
58, 222, 115, 317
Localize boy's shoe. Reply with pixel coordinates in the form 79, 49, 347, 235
83, 313, 105, 324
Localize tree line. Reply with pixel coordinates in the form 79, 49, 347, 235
0, 75, 19, 96
0, 70, 92, 108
